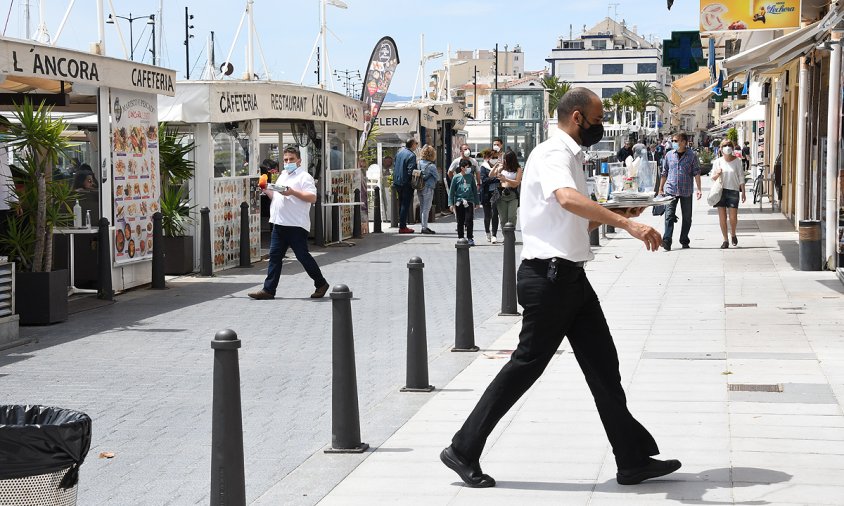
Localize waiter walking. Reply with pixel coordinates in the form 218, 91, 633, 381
440, 88, 681, 488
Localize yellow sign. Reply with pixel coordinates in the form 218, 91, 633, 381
700, 0, 801, 32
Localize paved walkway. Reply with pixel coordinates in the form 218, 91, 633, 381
317, 194, 844, 505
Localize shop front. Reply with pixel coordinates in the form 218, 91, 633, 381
158, 80, 363, 272
0, 36, 176, 294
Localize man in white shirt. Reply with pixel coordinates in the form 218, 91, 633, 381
447, 143, 480, 187
441, 88, 680, 488
249, 146, 329, 300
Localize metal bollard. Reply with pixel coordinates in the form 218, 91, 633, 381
239, 202, 251, 268
151, 212, 165, 289
402, 258, 434, 392
390, 187, 399, 228
325, 285, 369, 453
798, 220, 822, 271
352, 189, 362, 238
210, 329, 246, 506
200, 207, 213, 277
589, 226, 600, 247
453, 239, 478, 352
331, 204, 340, 243
97, 218, 114, 301
499, 223, 520, 316
372, 187, 383, 234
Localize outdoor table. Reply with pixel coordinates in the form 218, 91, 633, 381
53, 227, 99, 296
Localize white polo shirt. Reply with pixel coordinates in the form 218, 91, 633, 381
268, 166, 317, 231
519, 129, 593, 263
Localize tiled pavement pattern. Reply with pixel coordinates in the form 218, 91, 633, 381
318, 190, 844, 505
2, 214, 521, 505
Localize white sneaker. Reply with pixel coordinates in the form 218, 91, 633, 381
491, 235, 497, 244
486, 233, 492, 243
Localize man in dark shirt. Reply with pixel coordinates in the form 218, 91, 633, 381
741, 141, 751, 172
616, 140, 633, 163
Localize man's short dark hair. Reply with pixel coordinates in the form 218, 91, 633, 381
493, 137, 503, 144
458, 158, 472, 168
674, 132, 689, 142
406, 139, 418, 149
556, 88, 595, 120
283, 145, 301, 159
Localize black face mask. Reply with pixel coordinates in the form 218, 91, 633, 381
577, 117, 604, 147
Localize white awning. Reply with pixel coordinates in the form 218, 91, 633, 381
722, 5, 844, 76
731, 103, 766, 122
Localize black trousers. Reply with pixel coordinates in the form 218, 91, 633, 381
451, 259, 658, 468
455, 205, 474, 239
663, 195, 693, 247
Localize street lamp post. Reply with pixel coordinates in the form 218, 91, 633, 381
185, 7, 195, 79
106, 12, 155, 62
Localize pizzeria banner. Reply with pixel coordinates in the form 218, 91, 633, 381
700, 0, 800, 32
359, 37, 400, 145
111, 91, 161, 266
157, 81, 365, 130
0, 37, 176, 96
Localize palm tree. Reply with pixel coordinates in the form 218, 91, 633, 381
542, 75, 572, 118
611, 91, 634, 124
601, 99, 614, 123
625, 81, 669, 129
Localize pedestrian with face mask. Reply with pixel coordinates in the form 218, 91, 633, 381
249, 146, 329, 300
657, 132, 702, 251
711, 139, 746, 248
448, 143, 480, 188
449, 158, 479, 245
493, 151, 522, 229
440, 87, 679, 489
480, 149, 501, 243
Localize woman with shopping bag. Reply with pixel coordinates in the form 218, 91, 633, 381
710, 139, 746, 249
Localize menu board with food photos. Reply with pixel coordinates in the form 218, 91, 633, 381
111, 91, 160, 265
329, 169, 361, 240
212, 177, 261, 271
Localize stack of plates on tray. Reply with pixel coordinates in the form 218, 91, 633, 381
611, 191, 654, 203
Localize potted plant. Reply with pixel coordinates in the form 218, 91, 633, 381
0, 100, 74, 325
157, 124, 196, 274
698, 148, 714, 176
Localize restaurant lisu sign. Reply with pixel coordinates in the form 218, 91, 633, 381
0, 38, 177, 96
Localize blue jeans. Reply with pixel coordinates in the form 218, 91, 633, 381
419, 187, 434, 228
396, 184, 414, 228
663, 195, 693, 247
262, 225, 326, 295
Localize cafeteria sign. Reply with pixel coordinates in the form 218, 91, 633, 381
700, 0, 800, 32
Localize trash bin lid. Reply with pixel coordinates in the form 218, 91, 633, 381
0, 405, 91, 487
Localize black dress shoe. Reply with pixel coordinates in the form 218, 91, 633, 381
440, 446, 495, 488
616, 457, 682, 485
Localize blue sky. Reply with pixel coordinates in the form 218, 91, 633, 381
5, 0, 700, 96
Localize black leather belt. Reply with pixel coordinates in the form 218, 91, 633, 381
524, 257, 586, 269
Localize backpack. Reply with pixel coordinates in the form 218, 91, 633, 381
411, 168, 425, 190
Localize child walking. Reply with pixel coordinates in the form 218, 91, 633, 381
449, 158, 479, 246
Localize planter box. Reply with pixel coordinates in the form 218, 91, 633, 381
163, 235, 195, 275
16, 270, 68, 325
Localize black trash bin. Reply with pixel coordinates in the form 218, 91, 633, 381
0, 405, 91, 506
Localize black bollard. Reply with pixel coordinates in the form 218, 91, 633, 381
97, 218, 114, 301
210, 329, 246, 506
325, 285, 369, 453
151, 212, 165, 289
499, 223, 520, 316
331, 204, 340, 242
239, 202, 251, 268
453, 239, 478, 352
401, 258, 434, 392
589, 226, 600, 247
352, 189, 362, 239
200, 207, 213, 277
315, 191, 325, 247
390, 187, 399, 228
372, 187, 383, 234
